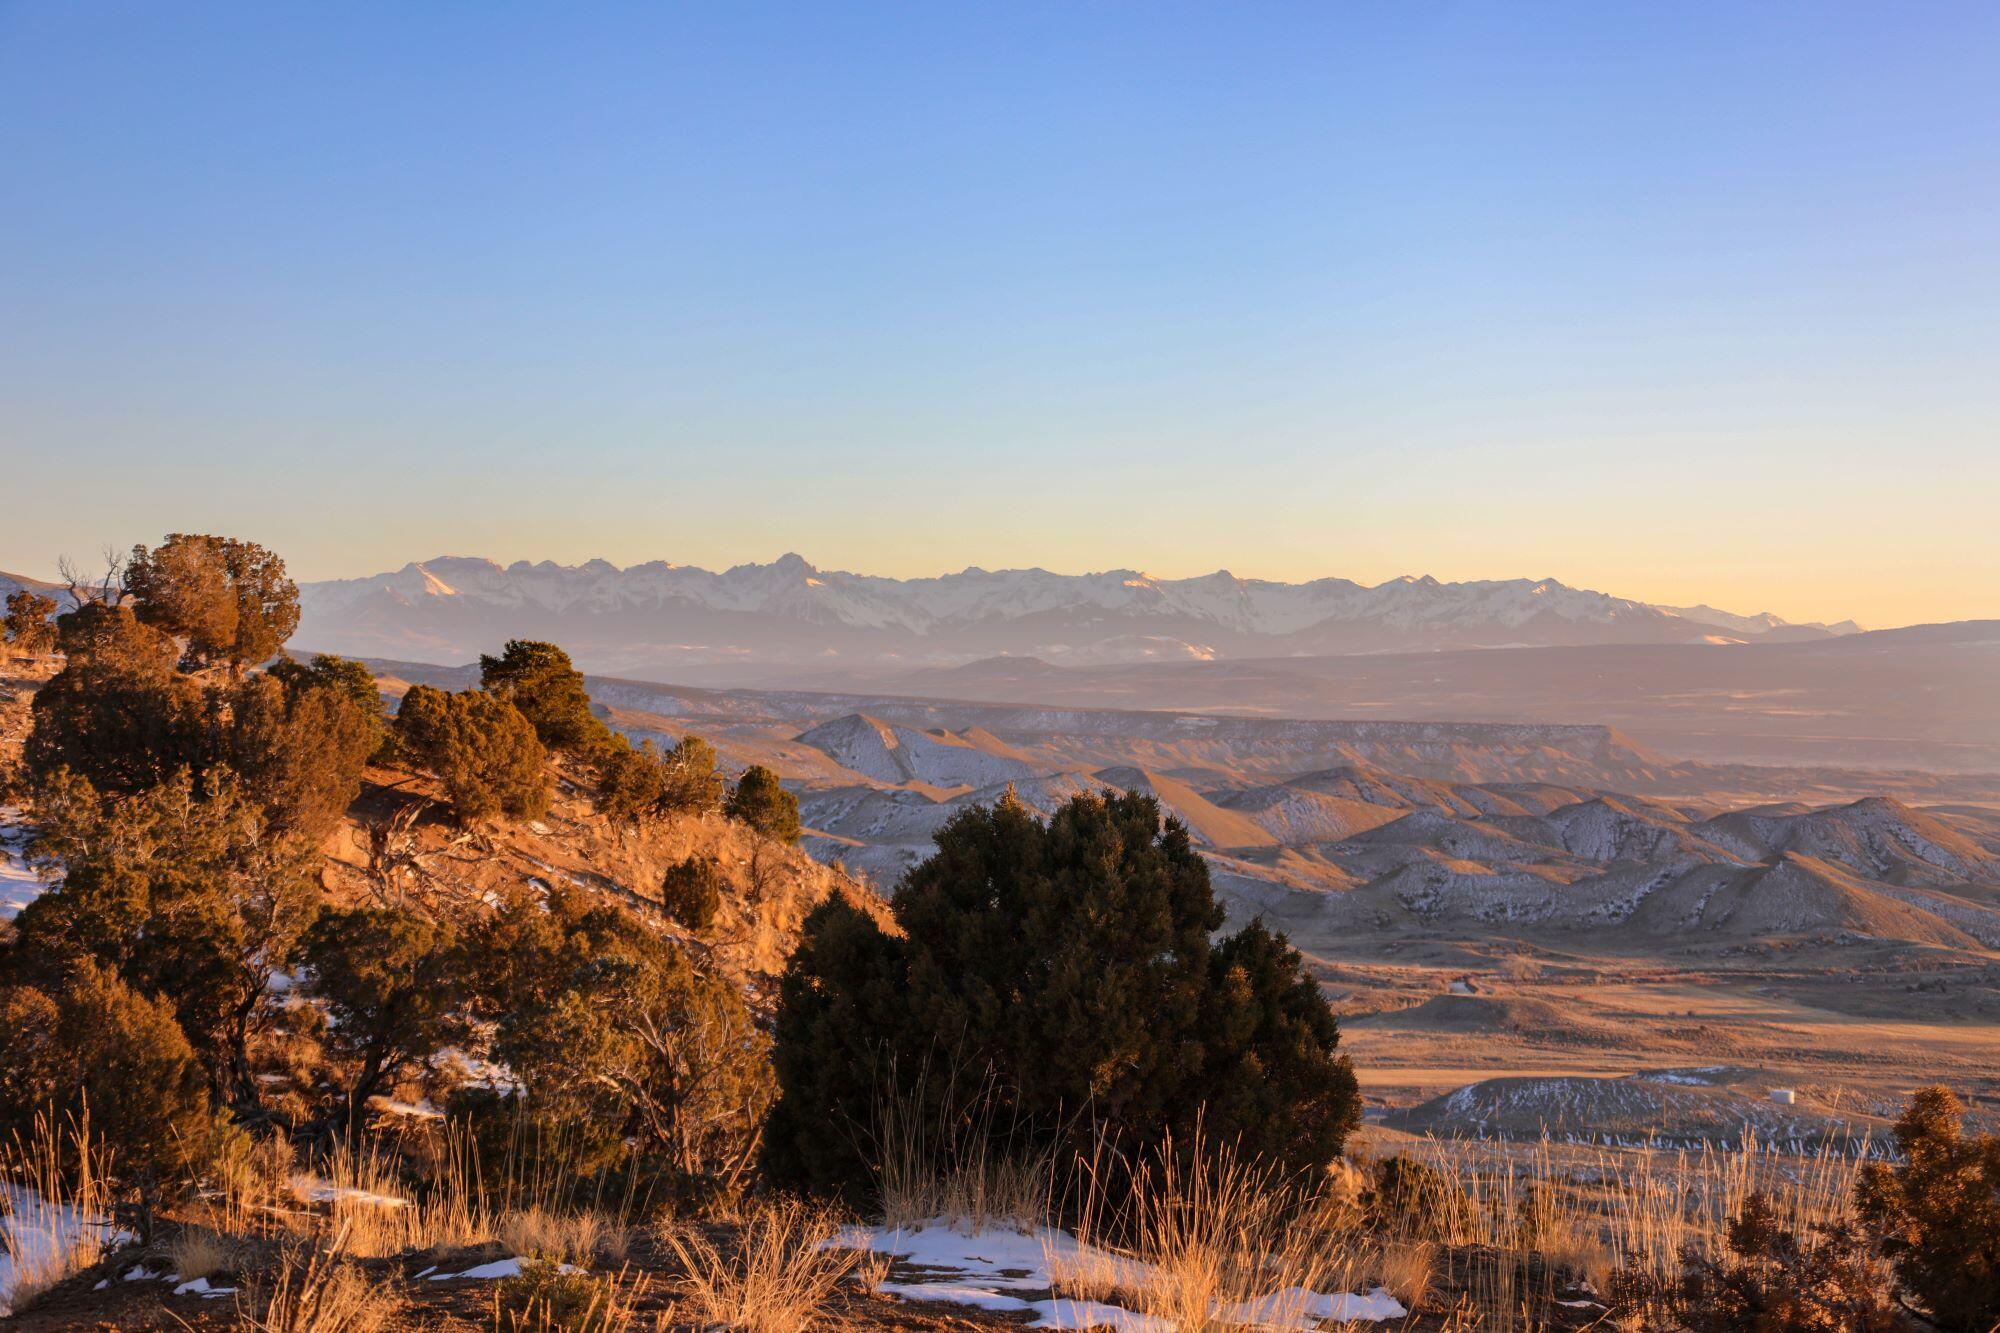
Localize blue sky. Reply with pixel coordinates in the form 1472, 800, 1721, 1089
2, 1, 1996, 626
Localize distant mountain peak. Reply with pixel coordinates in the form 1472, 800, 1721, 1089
295, 554, 1861, 674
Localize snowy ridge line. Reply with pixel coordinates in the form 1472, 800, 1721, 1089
298, 554, 1857, 653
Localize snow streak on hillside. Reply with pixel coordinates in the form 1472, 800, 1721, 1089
296, 555, 1858, 671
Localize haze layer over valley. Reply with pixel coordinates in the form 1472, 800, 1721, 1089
281, 555, 1996, 773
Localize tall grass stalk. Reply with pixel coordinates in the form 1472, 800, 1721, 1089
662, 1200, 853, 1333
235, 1235, 400, 1333
1057, 1131, 1345, 1331
1363, 1130, 1873, 1321
873, 1075, 1053, 1232
0, 1109, 115, 1314
302, 1130, 489, 1258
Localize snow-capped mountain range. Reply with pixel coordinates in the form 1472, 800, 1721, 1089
292, 555, 1861, 678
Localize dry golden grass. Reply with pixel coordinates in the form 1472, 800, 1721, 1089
496, 1207, 625, 1267
234, 1241, 401, 1333
0, 1110, 113, 1313
168, 1225, 238, 1283
878, 1142, 1050, 1234
593, 1221, 631, 1265
661, 1199, 854, 1333
1055, 1132, 1346, 1331
202, 1133, 298, 1240
1367, 1237, 1436, 1309
848, 1249, 891, 1296
1346, 1131, 1878, 1325
1041, 1124, 1879, 1328
872, 1079, 1053, 1232
301, 1134, 493, 1260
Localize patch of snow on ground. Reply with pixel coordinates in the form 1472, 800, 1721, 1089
366, 1095, 444, 1120
1029, 1299, 1173, 1331
0, 807, 48, 922
876, 1280, 1034, 1311
289, 1176, 410, 1209
0, 1182, 123, 1316
430, 1257, 583, 1280
828, 1218, 1404, 1327
1222, 1285, 1408, 1326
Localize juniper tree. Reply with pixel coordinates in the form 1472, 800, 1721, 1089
724, 764, 800, 843
468, 888, 771, 1185
1857, 1086, 2000, 1329
395, 684, 550, 824
593, 736, 671, 821
479, 640, 611, 756
297, 906, 463, 1133
763, 790, 1362, 1204
595, 733, 724, 822
124, 533, 299, 672
25, 604, 212, 794
26, 605, 375, 834
7, 768, 322, 1104
229, 656, 383, 850
266, 653, 385, 731
9, 537, 381, 1137
2, 589, 58, 656
0, 962, 227, 1235
660, 855, 723, 931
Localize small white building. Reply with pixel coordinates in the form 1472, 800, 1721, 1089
1770, 1088, 1797, 1106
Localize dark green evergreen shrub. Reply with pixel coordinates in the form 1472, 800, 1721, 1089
494, 1261, 624, 1333
724, 764, 799, 842
465, 886, 771, 1183
592, 734, 723, 822
479, 640, 611, 756
660, 856, 723, 931
395, 684, 550, 824
2, 590, 58, 656
297, 906, 462, 1130
228, 656, 382, 849
26, 606, 211, 793
762, 790, 1361, 1204
0, 962, 230, 1232
1362, 1154, 1470, 1239
6, 767, 321, 1101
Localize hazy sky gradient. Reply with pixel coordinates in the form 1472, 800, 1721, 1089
3, 2, 1996, 628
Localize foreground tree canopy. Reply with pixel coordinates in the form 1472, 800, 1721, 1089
394, 683, 551, 825
1, 547, 787, 1226
479, 639, 611, 756
1857, 1086, 2000, 1331
762, 789, 1362, 1202
3, 589, 59, 656
124, 533, 301, 673
8, 540, 381, 1126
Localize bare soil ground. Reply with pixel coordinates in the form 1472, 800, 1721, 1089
1311, 935, 2000, 1142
